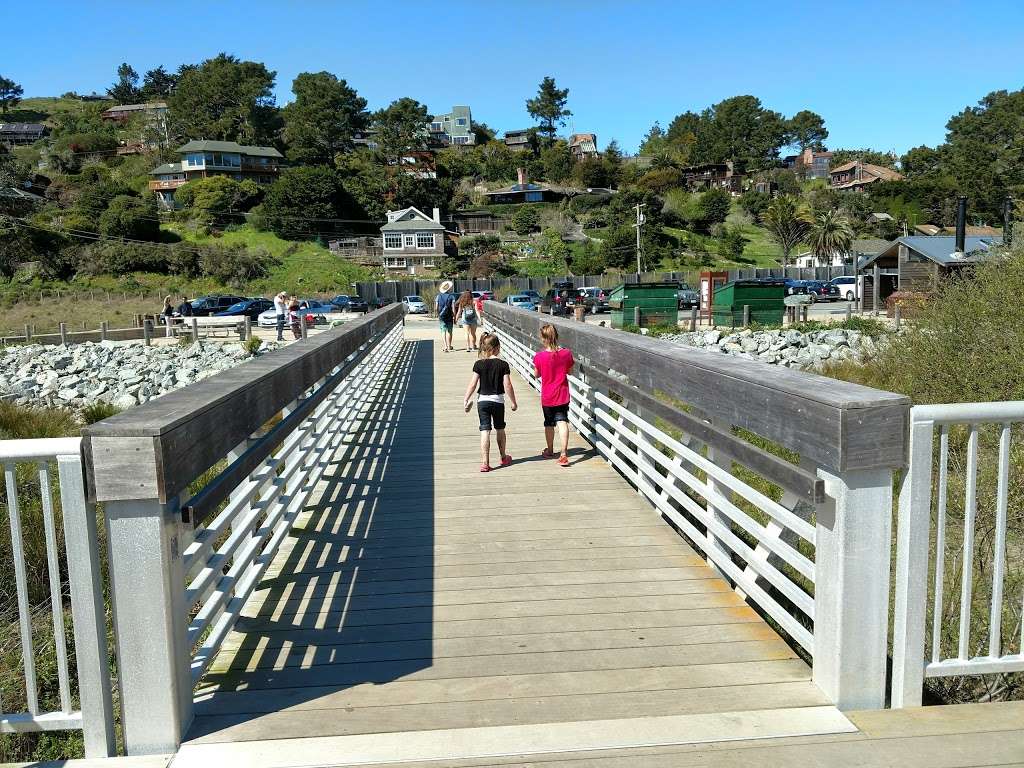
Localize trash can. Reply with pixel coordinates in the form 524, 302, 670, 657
609, 282, 679, 329
711, 279, 786, 327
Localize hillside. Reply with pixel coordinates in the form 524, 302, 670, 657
3, 95, 113, 125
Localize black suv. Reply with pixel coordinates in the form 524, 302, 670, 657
540, 282, 576, 315
182, 294, 247, 316
577, 287, 610, 314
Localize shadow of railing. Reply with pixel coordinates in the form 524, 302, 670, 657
188, 339, 435, 737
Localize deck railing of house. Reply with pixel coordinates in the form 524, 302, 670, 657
892, 401, 1024, 707
484, 302, 910, 712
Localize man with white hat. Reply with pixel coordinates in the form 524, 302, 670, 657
435, 280, 456, 353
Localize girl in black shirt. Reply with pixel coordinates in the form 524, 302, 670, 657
463, 333, 518, 472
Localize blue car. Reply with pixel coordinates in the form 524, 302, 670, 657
506, 294, 538, 311
213, 298, 274, 320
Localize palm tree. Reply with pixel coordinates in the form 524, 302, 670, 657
763, 195, 809, 267
806, 208, 854, 266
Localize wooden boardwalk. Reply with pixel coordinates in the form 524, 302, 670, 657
167, 318, 1024, 768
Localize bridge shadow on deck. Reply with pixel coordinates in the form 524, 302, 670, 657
188, 339, 436, 741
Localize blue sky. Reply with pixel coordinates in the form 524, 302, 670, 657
8, 0, 1024, 155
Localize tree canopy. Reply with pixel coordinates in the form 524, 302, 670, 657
141, 66, 178, 100
283, 71, 369, 165
0, 75, 24, 114
372, 97, 429, 163
108, 63, 141, 104
167, 53, 279, 144
787, 110, 828, 151
526, 76, 571, 144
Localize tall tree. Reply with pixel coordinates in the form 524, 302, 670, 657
692, 95, 788, 171
787, 109, 828, 151
108, 63, 141, 104
763, 195, 809, 267
899, 145, 943, 177
372, 97, 429, 163
282, 71, 369, 165
805, 208, 853, 265
526, 76, 571, 145
0, 75, 24, 114
829, 148, 897, 169
140, 66, 178, 100
167, 53, 279, 144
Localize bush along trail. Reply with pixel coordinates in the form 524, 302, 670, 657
0, 339, 278, 412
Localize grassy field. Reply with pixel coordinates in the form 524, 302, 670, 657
5, 95, 113, 125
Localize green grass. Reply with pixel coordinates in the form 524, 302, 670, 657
4, 95, 113, 125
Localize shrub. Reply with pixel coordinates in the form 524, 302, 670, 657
80, 402, 120, 425
243, 336, 263, 355
98, 194, 160, 241
511, 205, 540, 236
885, 290, 930, 318
199, 244, 278, 287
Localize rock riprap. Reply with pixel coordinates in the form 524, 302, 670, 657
0, 340, 274, 410
657, 327, 884, 369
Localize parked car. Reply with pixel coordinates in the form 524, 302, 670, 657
804, 280, 841, 302
506, 294, 538, 311
331, 294, 368, 313
472, 290, 495, 302
782, 279, 812, 297
519, 289, 543, 304
402, 295, 428, 314
539, 282, 577, 315
180, 294, 246, 317
257, 300, 332, 328
577, 287, 610, 314
677, 283, 700, 310
213, 298, 274, 320
828, 275, 859, 301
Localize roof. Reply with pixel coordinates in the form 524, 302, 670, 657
868, 212, 894, 221
897, 235, 1002, 265
150, 162, 183, 175
852, 238, 893, 256
484, 181, 553, 196
381, 207, 445, 232
176, 140, 283, 158
829, 161, 902, 185
103, 102, 167, 113
0, 123, 46, 133
913, 224, 941, 236
942, 225, 1002, 237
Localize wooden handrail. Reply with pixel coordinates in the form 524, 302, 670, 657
83, 304, 404, 504
484, 301, 909, 473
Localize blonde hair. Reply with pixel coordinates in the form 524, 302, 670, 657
163, 295, 173, 306
540, 323, 559, 350
478, 333, 501, 358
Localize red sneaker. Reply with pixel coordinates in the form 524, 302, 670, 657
557, 455, 570, 467
480, 464, 491, 473
500, 455, 512, 467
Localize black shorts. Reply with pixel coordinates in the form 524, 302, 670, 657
542, 403, 570, 428
477, 400, 506, 431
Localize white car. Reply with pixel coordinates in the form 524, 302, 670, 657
257, 300, 332, 328
828, 275, 862, 302
402, 295, 428, 314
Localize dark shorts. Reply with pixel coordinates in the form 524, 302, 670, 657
542, 403, 570, 428
478, 400, 506, 431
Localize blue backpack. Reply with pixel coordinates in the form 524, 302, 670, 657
437, 292, 455, 322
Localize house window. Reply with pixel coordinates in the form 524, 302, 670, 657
416, 232, 435, 249
404, 235, 416, 248
186, 153, 204, 167
431, 122, 442, 132
385, 257, 407, 268
384, 234, 402, 249
525, 191, 543, 202
455, 118, 467, 126
453, 136, 469, 145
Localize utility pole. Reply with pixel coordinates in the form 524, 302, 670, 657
633, 202, 646, 275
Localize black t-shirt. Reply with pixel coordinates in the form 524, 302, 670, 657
473, 358, 510, 396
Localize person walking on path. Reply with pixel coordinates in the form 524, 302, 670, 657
161, 295, 175, 338
273, 291, 288, 341
435, 280, 456, 352
454, 290, 480, 351
533, 323, 575, 467
463, 333, 517, 472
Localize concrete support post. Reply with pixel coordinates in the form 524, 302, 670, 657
742, 304, 750, 327
100, 321, 108, 342
689, 307, 697, 332
244, 316, 252, 341
872, 265, 881, 316
59, 322, 68, 346
105, 497, 193, 753
300, 314, 308, 339
143, 319, 153, 347
813, 466, 894, 710
845, 303, 852, 322
633, 305, 641, 327
24, 324, 31, 342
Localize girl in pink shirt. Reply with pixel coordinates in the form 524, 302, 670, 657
532, 323, 575, 466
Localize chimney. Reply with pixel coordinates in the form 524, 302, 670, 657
432, 207, 441, 224
954, 195, 967, 254
1003, 196, 1014, 247
517, 167, 526, 187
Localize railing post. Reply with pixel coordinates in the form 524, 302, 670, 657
300, 314, 308, 339
59, 322, 68, 346
89, 439, 193, 754
143, 319, 153, 346
100, 321, 108, 342
813, 465, 894, 710
891, 414, 935, 707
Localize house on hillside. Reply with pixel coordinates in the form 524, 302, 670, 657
381, 206, 456, 273
679, 161, 744, 193
428, 106, 474, 146
101, 102, 168, 124
569, 133, 599, 161
504, 129, 534, 152
328, 236, 383, 266
148, 140, 284, 208
785, 148, 832, 180
0, 123, 47, 146
483, 169, 566, 204
860, 235, 1002, 293
829, 160, 902, 192
449, 209, 508, 235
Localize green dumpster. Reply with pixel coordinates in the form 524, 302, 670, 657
711, 279, 786, 327
609, 282, 679, 329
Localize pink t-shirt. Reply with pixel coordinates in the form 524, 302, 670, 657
533, 347, 575, 407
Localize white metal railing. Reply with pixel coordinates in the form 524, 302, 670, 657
487, 320, 819, 654
0, 438, 115, 757
892, 401, 1024, 707
182, 321, 404, 683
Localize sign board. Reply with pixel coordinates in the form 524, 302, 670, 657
783, 294, 813, 306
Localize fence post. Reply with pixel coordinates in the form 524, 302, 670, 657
190, 316, 198, 341
872, 265, 881, 316
244, 316, 252, 341
300, 314, 308, 339
100, 321, 108, 342
689, 307, 697, 332
59, 322, 68, 346
24, 324, 31, 342
846, 303, 852, 322
633, 305, 641, 327
143, 319, 153, 347
742, 304, 750, 327
813, 466, 894, 710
